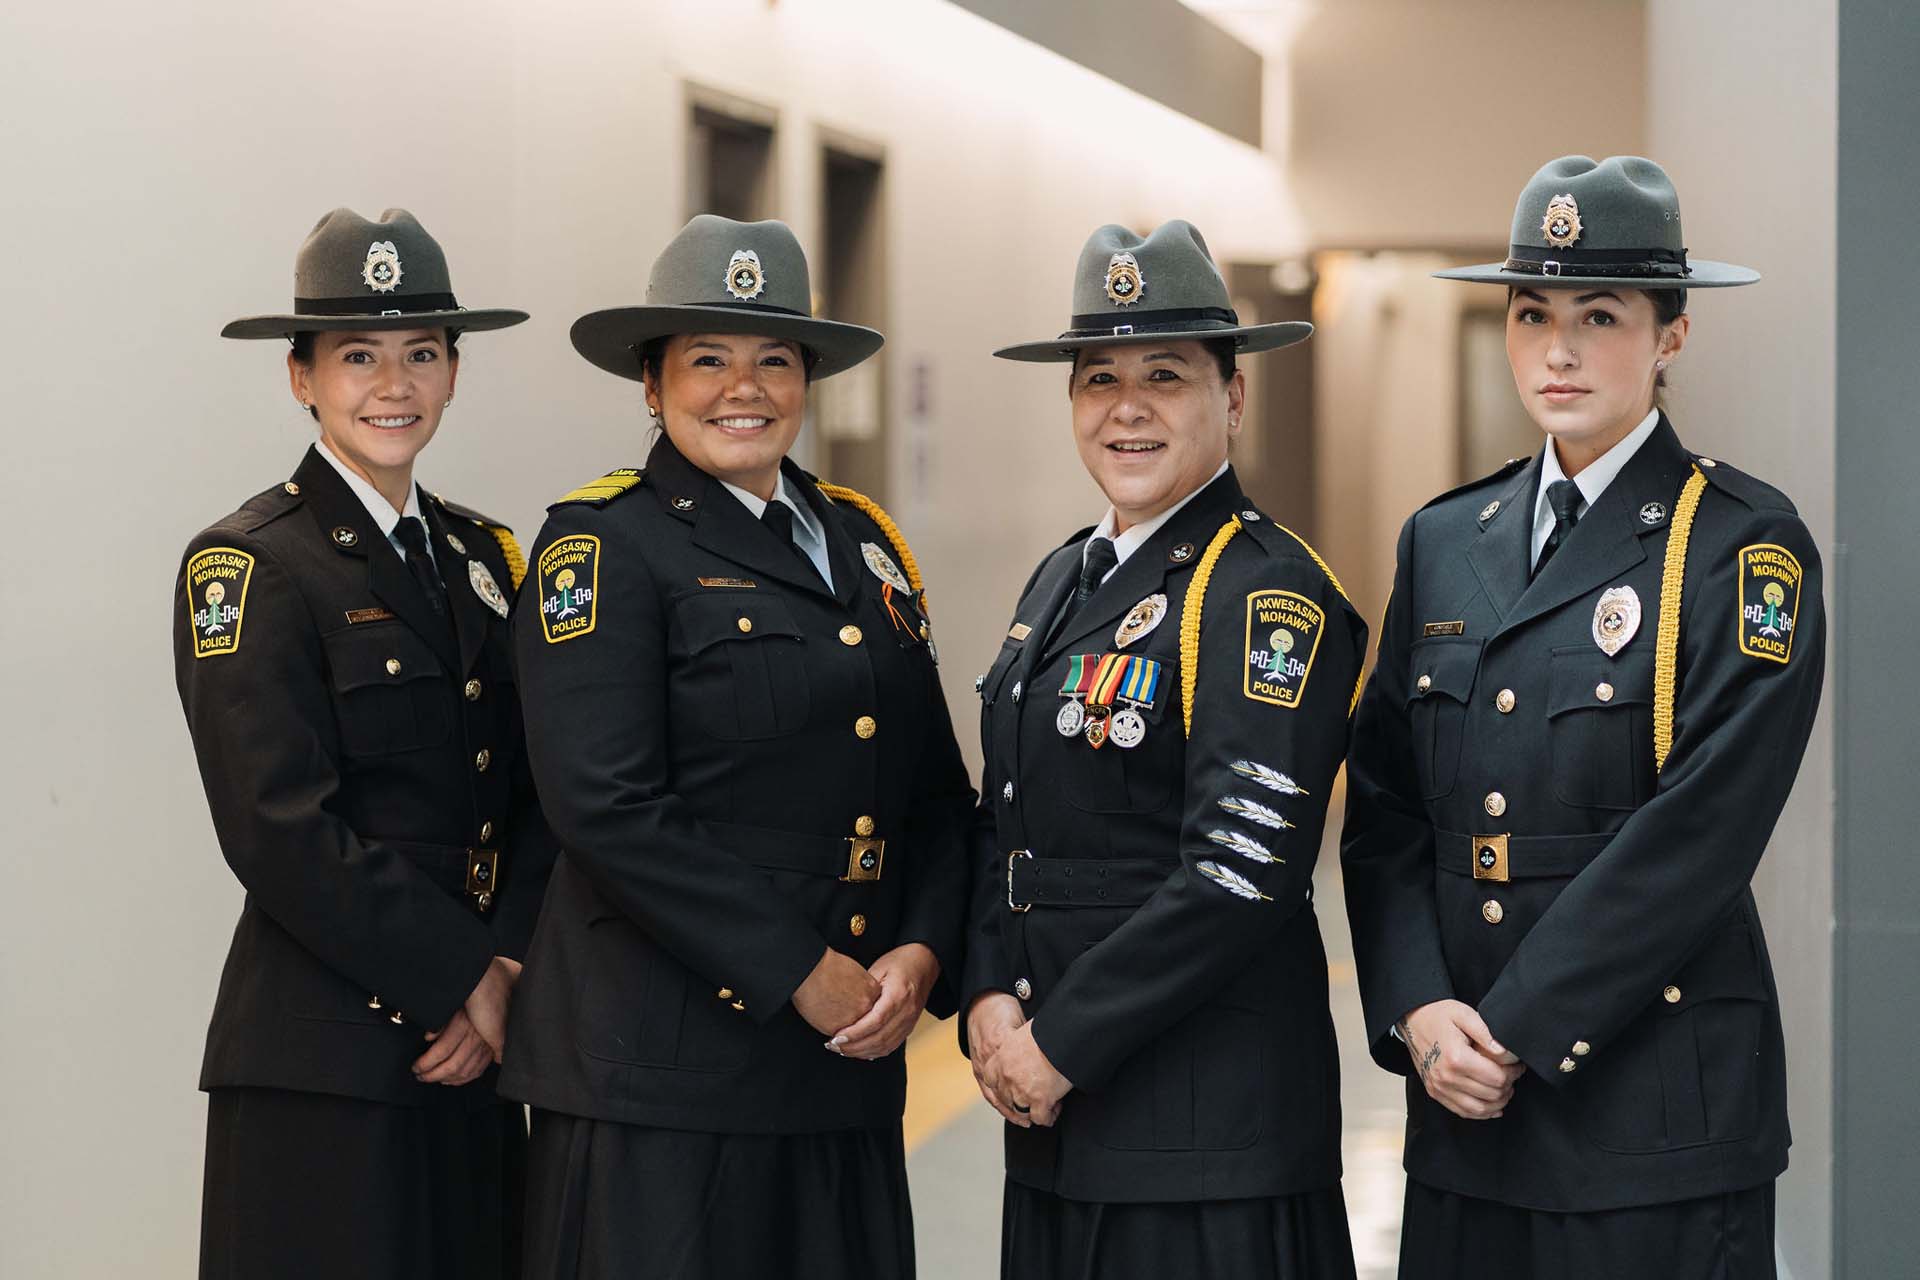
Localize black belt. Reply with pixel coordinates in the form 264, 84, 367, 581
709, 821, 886, 883
1435, 829, 1614, 883
389, 840, 501, 912
1006, 852, 1176, 912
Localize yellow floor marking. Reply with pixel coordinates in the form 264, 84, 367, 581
902, 1014, 983, 1154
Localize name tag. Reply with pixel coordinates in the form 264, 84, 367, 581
698, 577, 758, 589
1008, 623, 1033, 642
1423, 620, 1466, 637
345, 607, 398, 625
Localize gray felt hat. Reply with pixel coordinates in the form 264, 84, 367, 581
994, 220, 1312, 362
1434, 155, 1758, 289
222, 207, 528, 339
570, 215, 884, 381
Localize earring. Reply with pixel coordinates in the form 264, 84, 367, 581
646, 403, 659, 419
444, 396, 453, 407
1655, 360, 1669, 371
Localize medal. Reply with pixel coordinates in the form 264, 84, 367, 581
1084, 709, 1110, 749
1056, 700, 1086, 737
1592, 585, 1642, 656
1115, 593, 1168, 648
1061, 652, 1162, 749
1109, 706, 1146, 749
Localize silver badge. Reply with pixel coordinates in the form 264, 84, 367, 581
1480, 500, 1501, 522
861, 542, 912, 593
1109, 706, 1147, 749
1640, 502, 1667, 525
446, 532, 467, 555
1115, 593, 1168, 648
469, 560, 510, 618
362, 240, 402, 293
1056, 700, 1086, 737
1104, 252, 1144, 306
1592, 585, 1642, 656
724, 248, 766, 300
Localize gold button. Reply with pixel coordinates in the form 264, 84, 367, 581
730, 999, 747, 1012
475, 749, 491, 772
854, 716, 877, 740
479, 820, 494, 842
389, 1010, 405, 1025
1482, 900, 1504, 924
839, 625, 863, 646
1495, 689, 1516, 713
367, 994, 382, 1010
283, 481, 300, 495
465, 678, 483, 701
1484, 791, 1507, 817
737, 617, 753, 633
1572, 1040, 1591, 1056
1559, 1057, 1577, 1073
477, 892, 493, 910
386, 658, 402, 676
854, 815, 875, 837
919, 620, 931, 640
1416, 674, 1432, 693
1596, 682, 1615, 702
1664, 985, 1682, 1004
849, 914, 868, 937
717, 988, 734, 1000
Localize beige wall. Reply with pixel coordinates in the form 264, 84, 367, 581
0, 1, 1307, 1273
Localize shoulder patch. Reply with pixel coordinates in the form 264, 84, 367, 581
1736, 542, 1802, 664
1243, 587, 1325, 708
553, 468, 644, 509
536, 535, 601, 643
186, 547, 256, 659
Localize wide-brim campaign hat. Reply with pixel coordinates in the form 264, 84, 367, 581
1435, 155, 1758, 289
571, 215, 884, 382
222, 207, 528, 339
994, 220, 1311, 362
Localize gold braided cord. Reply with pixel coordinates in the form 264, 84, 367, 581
1272, 519, 1363, 715
1180, 517, 1243, 738
817, 482, 929, 614
488, 525, 528, 591
1653, 467, 1708, 771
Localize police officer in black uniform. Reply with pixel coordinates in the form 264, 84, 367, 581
1342, 157, 1826, 1278
964, 222, 1366, 1279
501, 215, 975, 1279
176, 208, 555, 1279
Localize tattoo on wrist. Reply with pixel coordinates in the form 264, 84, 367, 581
1418, 1043, 1441, 1080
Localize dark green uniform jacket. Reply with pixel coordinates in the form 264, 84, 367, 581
498, 435, 975, 1133
1342, 415, 1825, 1212
963, 467, 1367, 1203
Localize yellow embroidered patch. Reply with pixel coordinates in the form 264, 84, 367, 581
537, 535, 600, 644
1243, 589, 1325, 708
186, 547, 256, 659
1737, 542, 1802, 664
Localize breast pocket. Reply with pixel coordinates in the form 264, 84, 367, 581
673, 592, 811, 741
322, 625, 452, 758
1060, 671, 1176, 815
1406, 637, 1482, 800
1546, 646, 1655, 809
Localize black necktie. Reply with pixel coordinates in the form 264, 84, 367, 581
1533, 479, 1584, 578
392, 517, 447, 615
761, 500, 824, 585
1062, 536, 1119, 628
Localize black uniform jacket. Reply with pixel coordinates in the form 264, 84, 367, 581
174, 445, 556, 1107
1341, 416, 1826, 1212
961, 468, 1368, 1203
498, 435, 975, 1135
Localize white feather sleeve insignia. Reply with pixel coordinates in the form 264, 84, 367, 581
1206, 828, 1281, 864
1197, 859, 1273, 901
1218, 796, 1296, 830
1229, 759, 1309, 796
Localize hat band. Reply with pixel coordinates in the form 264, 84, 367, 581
294, 292, 460, 317
1061, 305, 1240, 339
1502, 245, 1690, 280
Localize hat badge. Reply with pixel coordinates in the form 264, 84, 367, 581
1104, 252, 1144, 307
1541, 194, 1583, 249
362, 240, 403, 293
724, 249, 766, 301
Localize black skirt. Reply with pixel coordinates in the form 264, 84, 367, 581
1000, 1179, 1357, 1280
522, 1110, 916, 1280
201, 1085, 527, 1280
1399, 1179, 1777, 1280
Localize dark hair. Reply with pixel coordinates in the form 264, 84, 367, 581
1069, 336, 1238, 387
637, 335, 820, 391
289, 328, 460, 421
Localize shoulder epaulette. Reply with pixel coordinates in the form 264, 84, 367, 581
1418, 455, 1531, 513
552, 467, 645, 509
229, 481, 303, 534
1692, 456, 1797, 514
430, 492, 526, 590
819, 482, 930, 613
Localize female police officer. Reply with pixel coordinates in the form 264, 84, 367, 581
1342, 156, 1825, 1277
963, 222, 1365, 1279
500, 215, 975, 1279
176, 208, 554, 1278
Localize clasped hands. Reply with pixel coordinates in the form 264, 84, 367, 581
793, 943, 940, 1061
1398, 998, 1526, 1120
413, 955, 522, 1087
964, 993, 1072, 1128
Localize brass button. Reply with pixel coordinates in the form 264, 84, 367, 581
1698, 457, 1718, 468
854, 815, 875, 837
730, 999, 747, 1012
849, 914, 868, 937
465, 678, 483, 701
737, 617, 753, 633
1484, 791, 1507, 817
386, 658, 402, 676
1664, 985, 1682, 1004
854, 715, 877, 740
479, 820, 494, 842
283, 481, 300, 495
389, 1010, 405, 1025
1416, 674, 1432, 693
1014, 978, 1033, 1001
367, 994, 382, 1010
1595, 682, 1615, 702
1482, 900, 1504, 925
1495, 689, 1516, 714
1559, 1057, 1577, 1073
475, 749, 491, 772
716, 988, 734, 1000
476, 892, 493, 910
919, 620, 931, 640
839, 625, 863, 646
1572, 1040, 1591, 1057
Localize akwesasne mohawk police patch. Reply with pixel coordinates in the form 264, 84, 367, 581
1243, 589, 1324, 708
1737, 542, 1801, 664
186, 547, 256, 659
538, 535, 600, 644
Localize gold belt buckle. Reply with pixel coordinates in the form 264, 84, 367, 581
1007, 849, 1033, 913
466, 848, 500, 910
842, 837, 886, 883
1471, 834, 1510, 883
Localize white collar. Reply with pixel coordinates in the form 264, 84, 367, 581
317, 438, 422, 537
720, 473, 825, 543
1089, 459, 1231, 569
1535, 408, 1660, 523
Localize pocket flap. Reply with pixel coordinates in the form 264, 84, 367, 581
1665, 923, 1769, 1009
324, 624, 447, 693
675, 591, 804, 654
1547, 646, 1653, 717
1407, 636, 1482, 706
